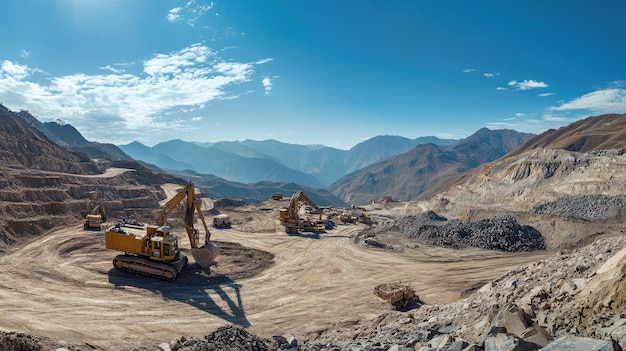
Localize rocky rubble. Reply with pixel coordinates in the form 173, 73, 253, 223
360, 211, 546, 252
531, 194, 626, 221
298, 235, 626, 350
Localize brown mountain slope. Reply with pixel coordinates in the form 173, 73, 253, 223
329, 128, 534, 205
425, 148, 626, 214
420, 113, 626, 201
0, 104, 100, 174
507, 113, 626, 156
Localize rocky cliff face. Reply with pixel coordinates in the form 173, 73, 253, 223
429, 148, 626, 217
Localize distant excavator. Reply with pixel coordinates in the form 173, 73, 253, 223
83, 203, 107, 230
279, 191, 326, 234
104, 182, 218, 280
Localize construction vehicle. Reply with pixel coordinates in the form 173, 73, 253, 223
213, 214, 232, 229
279, 191, 326, 234
104, 182, 218, 281
374, 282, 419, 309
83, 203, 107, 230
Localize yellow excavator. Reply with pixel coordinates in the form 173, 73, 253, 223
104, 182, 218, 281
83, 203, 107, 230
279, 191, 326, 234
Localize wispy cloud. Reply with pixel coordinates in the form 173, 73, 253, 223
99, 65, 125, 74
483, 72, 499, 78
486, 114, 574, 134
462, 68, 477, 73
0, 43, 269, 143
539, 92, 555, 97
262, 77, 273, 95
20, 50, 31, 59
549, 88, 626, 114
507, 79, 549, 91
167, 7, 183, 22
167, 1, 215, 26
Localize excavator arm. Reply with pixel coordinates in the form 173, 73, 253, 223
287, 191, 320, 220
156, 182, 217, 266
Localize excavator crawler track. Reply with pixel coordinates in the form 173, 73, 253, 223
112, 254, 188, 281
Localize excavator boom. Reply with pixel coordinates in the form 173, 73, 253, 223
156, 182, 217, 267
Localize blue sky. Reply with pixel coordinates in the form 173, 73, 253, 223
0, 0, 625, 149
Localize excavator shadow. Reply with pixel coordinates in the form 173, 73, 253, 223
287, 232, 352, 240
287, 232, 321, 239
107, 265, 250, 327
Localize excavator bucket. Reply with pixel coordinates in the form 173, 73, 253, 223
191, 243, 218, 268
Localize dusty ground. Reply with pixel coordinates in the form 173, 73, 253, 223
0, 191, 561, 350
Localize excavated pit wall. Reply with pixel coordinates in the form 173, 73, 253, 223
0, 167, 165, 252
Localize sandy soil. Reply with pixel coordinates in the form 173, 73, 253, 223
0, 198, 557, 350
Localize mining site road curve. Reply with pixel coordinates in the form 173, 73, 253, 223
0, 216, 553, 350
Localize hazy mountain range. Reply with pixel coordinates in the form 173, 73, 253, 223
11, 106, 538, 206
119, 136, 457, 187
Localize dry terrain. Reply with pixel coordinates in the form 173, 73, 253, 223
0, 186, 560, 350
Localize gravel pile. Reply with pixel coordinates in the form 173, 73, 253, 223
531, 194, 626, 221
159, 325, 298, 351
394, 211, 545, 252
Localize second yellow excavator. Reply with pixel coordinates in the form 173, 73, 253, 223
279, 191, 326, 234
104, 182, 218, 280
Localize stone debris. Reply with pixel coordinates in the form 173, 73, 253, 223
531, 194, 626, 221
298, 235, 626, 350
364, 211, 546, 252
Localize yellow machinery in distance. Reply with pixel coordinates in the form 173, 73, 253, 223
83, 203, 107, 230
279, 191, 326, 234
104, 182, 218, 281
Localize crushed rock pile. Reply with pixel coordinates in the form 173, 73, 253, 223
369, 211, 546, 252
157, 325, 278, 351
531, 194, 626, 221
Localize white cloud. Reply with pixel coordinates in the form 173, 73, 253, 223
483, 72, 499, 78
262, 77, 272, 95
167, 7, 183, 22
191, 116, 203, 121
539, 92, 555, 97
20, 50, 31, 59
167, 1, 214, 26
99, 65, 125, 74
507, 79, 549, 91
486, 114, 573, 134
0, 60, 30, 80
496, 87, 507, 91
550, 88, 626, 113
256, 58, 273, 65
0, 43, 267, 143
462, 68, 476, 73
